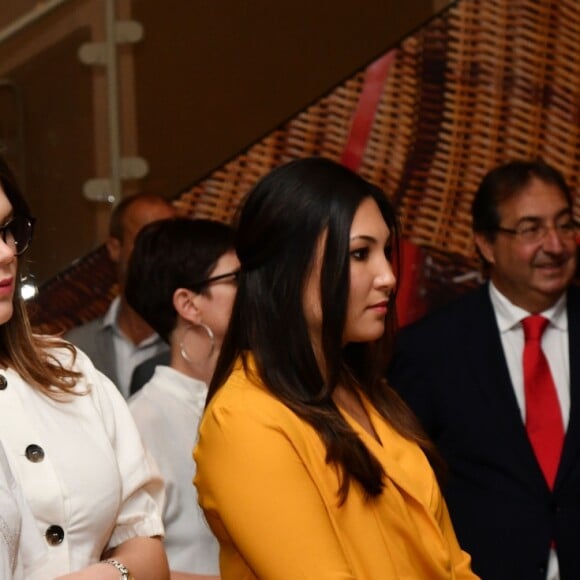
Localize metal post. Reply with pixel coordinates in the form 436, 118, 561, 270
0, 0, 73, 45
105, 0, 121, 204
78, 2, 146, 203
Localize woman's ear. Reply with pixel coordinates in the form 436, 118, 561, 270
173, 288, 203, 324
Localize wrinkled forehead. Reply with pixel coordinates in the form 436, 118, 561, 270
497, 178, 572, 223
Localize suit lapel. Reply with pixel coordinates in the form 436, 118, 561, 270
96, 323, 120, 388
464, 286, 546, 487
554, 287, 580, 488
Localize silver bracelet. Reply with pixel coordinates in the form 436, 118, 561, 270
102, 558, 133, 580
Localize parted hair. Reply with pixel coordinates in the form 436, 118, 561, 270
125, 217, 235, 342
472, 159, 572, 240
0, 156, 80, 397
208, 156, 441, 503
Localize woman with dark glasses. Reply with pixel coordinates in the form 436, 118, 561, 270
0, 155, 169, 580
126, 217, 239, 579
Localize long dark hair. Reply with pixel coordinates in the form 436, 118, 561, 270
0, 156, 80, 397
208, 157, 439, 502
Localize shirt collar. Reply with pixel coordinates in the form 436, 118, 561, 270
101, 296, 164, 348
102, 295, 121, 329
489, 281, 567, 333
149, 365, 208, 407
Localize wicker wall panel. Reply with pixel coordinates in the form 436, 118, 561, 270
28, 0, 580, 333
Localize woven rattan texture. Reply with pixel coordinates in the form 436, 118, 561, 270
176, 72, 366, 223
27, 245, 118, 335
28, 0, 580, 333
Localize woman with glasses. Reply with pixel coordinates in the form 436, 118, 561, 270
126, 217, 239, 579
194, 157, 478, 579
0, 156, 168, 580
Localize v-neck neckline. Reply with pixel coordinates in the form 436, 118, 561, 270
336, 389, 383, 447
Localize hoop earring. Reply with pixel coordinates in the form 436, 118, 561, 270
180, 323, 216, 366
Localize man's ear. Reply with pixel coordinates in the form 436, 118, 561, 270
474, 233, 496, 265
173, 288, 202, 324
106, 236, 121, 264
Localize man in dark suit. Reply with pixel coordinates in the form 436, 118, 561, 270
388, 161, 579, 580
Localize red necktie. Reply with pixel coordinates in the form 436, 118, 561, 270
522, 315, 564, 489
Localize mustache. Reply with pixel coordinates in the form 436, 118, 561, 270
532, 253, 574, 268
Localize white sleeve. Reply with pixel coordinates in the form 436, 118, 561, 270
75, 350, 166, 548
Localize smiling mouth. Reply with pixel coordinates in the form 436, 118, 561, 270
535, 261, 569, 269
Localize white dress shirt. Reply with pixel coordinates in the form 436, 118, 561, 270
489, 282, 568, 580
106, 297, 169, 397
489, 283, 570, 427
129, 365, 219, 575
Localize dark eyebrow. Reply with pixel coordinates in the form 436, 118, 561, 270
554, 208, 574, 220
350, 235, 377, 243
515, 207, 572, 225
0, 212, 14, 228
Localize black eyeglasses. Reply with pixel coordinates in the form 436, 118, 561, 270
0, 216, 35, 256
190, 269, 240, 289
495, 218, 579, 244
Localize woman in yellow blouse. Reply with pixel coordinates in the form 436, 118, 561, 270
194, 157, 478, 579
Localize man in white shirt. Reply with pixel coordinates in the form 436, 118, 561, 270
388, 160, 579, 580
65, 193, 175, 398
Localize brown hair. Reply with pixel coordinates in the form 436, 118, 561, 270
0, 156, 81, 398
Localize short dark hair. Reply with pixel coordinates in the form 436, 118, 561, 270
209, 157, 438, 502
108, 192, 174, 240
472, 160, 572, 240
125, 217, 235, 342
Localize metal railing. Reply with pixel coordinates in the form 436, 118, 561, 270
0, 0, 146, 205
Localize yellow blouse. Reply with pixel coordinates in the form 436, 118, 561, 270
194, 358, 478, 579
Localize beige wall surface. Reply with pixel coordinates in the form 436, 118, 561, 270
0, 0, 39, 30
0, 0, 109, 284
132, 0, 451, 198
